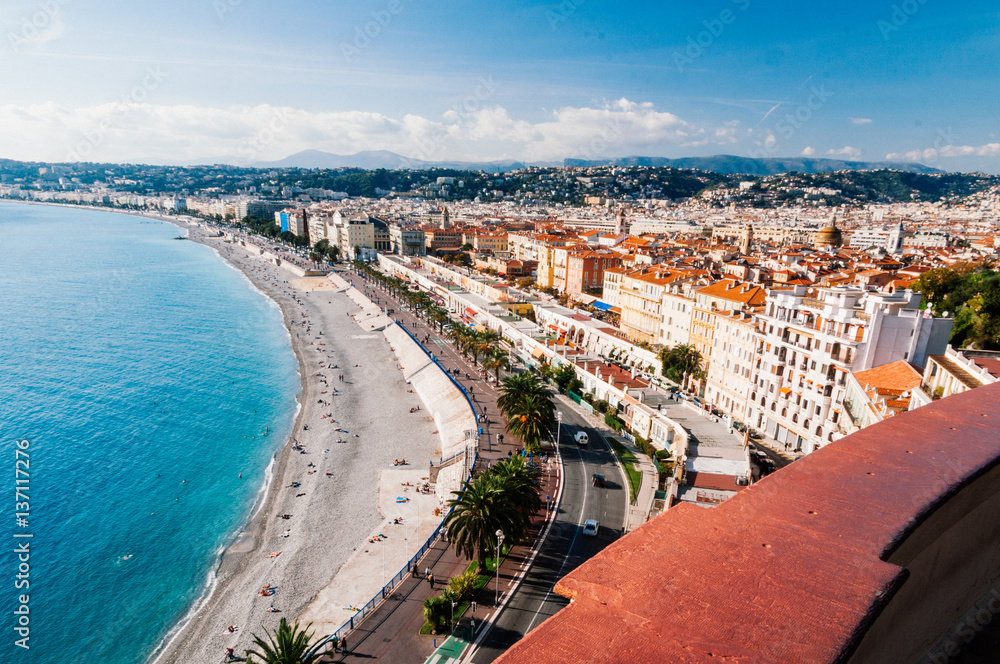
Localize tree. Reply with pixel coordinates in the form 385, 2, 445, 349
516, 277, 535, 290
444, 457, 541, 573
552, 364, 580, 393
659, 344, 703, 390
423, 592, 457, 634
244, 618, 325, 664
444, 477, 518, 573
504, 392, 556, 455
482, 346, 511, 383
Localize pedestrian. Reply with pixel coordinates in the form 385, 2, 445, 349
426, 567, 431, 578
428, 573, 434, 588
341, 636, 348, 654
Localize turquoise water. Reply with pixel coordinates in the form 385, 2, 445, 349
0, 203, 299, 664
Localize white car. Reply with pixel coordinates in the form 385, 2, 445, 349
582, 519, 599, 537
574, 431, 589, 447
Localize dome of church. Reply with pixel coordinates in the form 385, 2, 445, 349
816, 223, 843, 248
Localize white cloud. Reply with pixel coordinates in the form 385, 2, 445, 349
850, 118, 873, 125
828, 146, 862, 158
801, 146, 816, 156
886, 143, 1000, 162
0, 98, 739, 164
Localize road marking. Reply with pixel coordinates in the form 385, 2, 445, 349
524, 425, 587, 634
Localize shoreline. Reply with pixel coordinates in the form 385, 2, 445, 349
149, 217, 446, 663
0, 200, 462, 662
148, 218, 313, 664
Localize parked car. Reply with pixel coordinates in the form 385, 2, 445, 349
582, 519, 599, 537
748, 429, 763, 441
592, 473, 606, 487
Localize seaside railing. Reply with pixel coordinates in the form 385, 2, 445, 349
314, 276, 480, 651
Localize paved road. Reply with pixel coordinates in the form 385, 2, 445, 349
468, 408, 627, 664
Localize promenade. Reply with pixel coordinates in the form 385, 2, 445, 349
316, 266, 563, 664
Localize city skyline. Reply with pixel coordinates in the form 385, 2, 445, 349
1, 1, 998, 171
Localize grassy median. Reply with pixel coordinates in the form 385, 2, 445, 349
607, 438, 641, 504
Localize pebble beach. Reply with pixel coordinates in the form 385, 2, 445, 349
152, 221, 444, 664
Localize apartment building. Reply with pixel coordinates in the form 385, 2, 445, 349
565, 249, 621, 295
703, 311, 759, 424
618, 270, 683, 346
911, 345, 1000, 406
389, 224, 426, 257
689, 280, 767, 375
751, 286, 952, 454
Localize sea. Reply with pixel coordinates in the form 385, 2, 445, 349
0, 202, 300, 664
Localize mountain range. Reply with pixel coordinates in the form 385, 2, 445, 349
184, 149, 941, 176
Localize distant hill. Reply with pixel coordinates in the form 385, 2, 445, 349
249, 149, 543, 173
563, 154, 943, 176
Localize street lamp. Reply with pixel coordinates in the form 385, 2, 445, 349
556, 412, 562, 447
495, 529, 505, 606
451, 600, 457, 634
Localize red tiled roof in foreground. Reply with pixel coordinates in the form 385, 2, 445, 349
496, 382, 1000, 664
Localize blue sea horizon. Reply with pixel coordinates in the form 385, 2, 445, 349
0, 202, 299, 664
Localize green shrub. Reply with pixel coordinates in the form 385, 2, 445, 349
604, 412, 624, 432
447, 569, 480, 602
593, 399, 610, 414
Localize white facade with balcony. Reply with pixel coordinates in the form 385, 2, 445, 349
750, 286, 952, 454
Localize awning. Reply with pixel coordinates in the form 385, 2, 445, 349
465, 308, 478, 318
592, 301, 613, 312
779, 387, 791, 395
531, 347, 545, 359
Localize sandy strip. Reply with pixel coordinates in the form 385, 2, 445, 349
150, 222, 444, 664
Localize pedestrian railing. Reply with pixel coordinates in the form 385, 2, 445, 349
314, 305, 479, 651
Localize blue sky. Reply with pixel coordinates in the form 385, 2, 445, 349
1, 0, 998, 171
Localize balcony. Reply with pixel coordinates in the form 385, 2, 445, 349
801, 297, 826, 309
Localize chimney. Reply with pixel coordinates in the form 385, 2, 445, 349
608, 375, 614, 387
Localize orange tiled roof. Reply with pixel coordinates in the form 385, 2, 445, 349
853, 360, 922, 392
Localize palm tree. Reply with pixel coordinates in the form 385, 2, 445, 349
468, 329, 498, 367
423, 591, 457, 634
483, 456, 541, 540
447, 325, 474, 358
444, 477, 520, 573
429, 306, 450, 332
244, 618, 325, 664
505, 393, 556, 455
660, 344, 703, 391
497, 372, 552, 419
482, 346, 511, 383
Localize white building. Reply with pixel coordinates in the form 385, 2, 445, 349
750, 286, 952, 454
